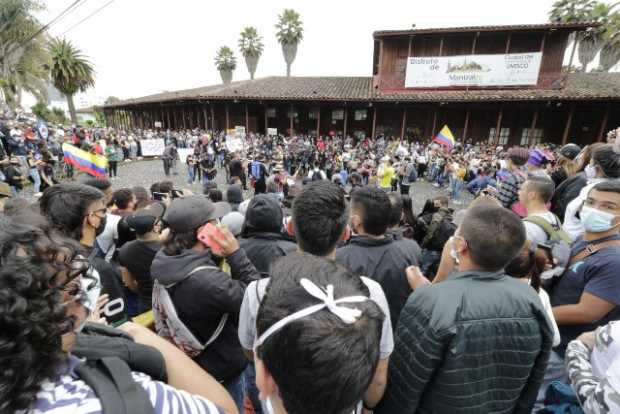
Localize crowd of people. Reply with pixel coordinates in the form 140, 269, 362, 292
2, 107, 620, 414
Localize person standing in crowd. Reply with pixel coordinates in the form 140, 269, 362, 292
399, 156, 416, 196
377, 156, 395, 192
251, 155, 268, 194
546, 181, 620, 387
376, 201, 553, 414
519, 176, 563, 245
26, 149, 42, 194
118, 203, 165, 314
563, 144, 620, 240
228, 152, 245, 185
162, 141, 176, 177
239, 194, 296, 278
551, 143, 596, 221
253, 254, 385, 414
417, 196, 456, 277
39, 183, 129, 327
527, 149, 552, 180
488, 146, 529, 211
4, 156, 24, 195
106, 139, 121, 179
551, 143, 581, 187
238, 181, 393, 414
150, 195, 260, 413
337, 186, 418, 327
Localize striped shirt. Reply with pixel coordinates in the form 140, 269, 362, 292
23, 356, 224, 414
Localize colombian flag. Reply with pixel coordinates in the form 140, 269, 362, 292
62, 143, 108, 177
433, 125, 456, 149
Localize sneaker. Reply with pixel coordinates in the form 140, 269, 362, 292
432, 183, 440, 188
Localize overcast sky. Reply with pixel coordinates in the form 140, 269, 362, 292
35, 0, 608, 101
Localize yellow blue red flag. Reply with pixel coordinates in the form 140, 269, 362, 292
62, 143, 108, 177
433, 125, 456, 149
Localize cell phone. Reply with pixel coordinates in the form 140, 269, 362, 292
197, 223, 223, 255
152, 192, 167, 201
172, 189, 184, 199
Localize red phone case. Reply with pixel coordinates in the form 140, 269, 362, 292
197, 223, 223, 254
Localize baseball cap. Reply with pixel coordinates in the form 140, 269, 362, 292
126, 203, 165, 235
559, 144, 581, 161
163, 195, 230, 233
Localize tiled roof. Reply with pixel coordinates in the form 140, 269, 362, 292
373, 22, 600, 37
104, 73, 620, 108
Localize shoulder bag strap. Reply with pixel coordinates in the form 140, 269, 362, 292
99, 357, 153, 414
570, 240, 620, 266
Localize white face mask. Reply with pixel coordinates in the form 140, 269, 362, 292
585, 164, 597, 180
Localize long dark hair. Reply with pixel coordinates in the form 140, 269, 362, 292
401, 196, 416, 226
504, 240, 546, 292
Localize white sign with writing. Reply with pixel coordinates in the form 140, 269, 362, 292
140, 138, 165, 156
154, 121, 162, 128
226, 136, 245, 153
405, 52, 542, 88
267, 128, 277, 136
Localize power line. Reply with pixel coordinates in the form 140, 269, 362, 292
61, 0, 117, 36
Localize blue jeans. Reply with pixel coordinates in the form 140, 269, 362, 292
30, 167, 41, 193
223, 372, 246, 414
187, 167, 195, 184
243, 363, 263, 414
449, 177, 463, 201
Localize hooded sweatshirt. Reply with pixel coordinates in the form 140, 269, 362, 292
150, 247, 259, 381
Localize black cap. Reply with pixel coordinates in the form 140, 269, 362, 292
560, 144, 581, 161
126, 203, 165, 235
243, 194, 283, 234
163, 195, 230, 233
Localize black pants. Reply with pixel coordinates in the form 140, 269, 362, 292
400, 183, 410, 195
108, 161, 118, 177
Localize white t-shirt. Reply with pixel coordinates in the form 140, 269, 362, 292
238, 276, 394, 359
524, 212, 562, 246
538, 288, 561, 347
96, 213, 121, 260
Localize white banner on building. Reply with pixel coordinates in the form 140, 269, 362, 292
405, 52, 542, 88
140, 138, 165, 156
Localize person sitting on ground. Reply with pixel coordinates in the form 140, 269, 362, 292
254, 253, 385, 414
239, 194, 296, 278
337, 186, 418, 327
150, 195, 260, 412
238, 181, 393, 413
376, 201, 553, 414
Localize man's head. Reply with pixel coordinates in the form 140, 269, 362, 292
387, 192, 403, 228
39, 184, 106, 245
506, 147, 529, 169
518, 176, 555, 208
112, 188, 136, 212
291, 181, 348, 257
255, 253, 383, 414
350, 187, 391, 237
82, 178, 113, 206
454, 202, 526, 272
580, 181, 620, 235
590, 144, 620, 179
434, 195, 449, 209
126, 203, 165, 238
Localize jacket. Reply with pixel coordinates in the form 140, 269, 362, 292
150, 248, 259, 381
550, 172, 587, 223
336, 235, 419, 327
376, 270, 553, 414
239, 232, 296, 278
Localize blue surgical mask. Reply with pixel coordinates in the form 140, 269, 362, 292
580, 205, 620, 233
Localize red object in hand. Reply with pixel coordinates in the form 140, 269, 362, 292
197, 223, 223, 255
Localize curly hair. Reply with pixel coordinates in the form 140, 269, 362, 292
0, 257, 71, 412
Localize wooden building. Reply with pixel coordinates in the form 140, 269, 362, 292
104, 22, 620, 146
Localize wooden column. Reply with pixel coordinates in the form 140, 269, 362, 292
203, 106, 208, 130
431, 108, 437, 136
371, 107, 377, 139
562, 104, 575, 145
597, 104, 610, 142
225, 103, 230, 130
528, 108, 539, 146
438, 36, 444, 56
343, 106, 348, 138
400, 107, 407, 140
462, 109, 470, 142
494, 105, 504, 144
264, 106, 268, 135
316, 108, 321, 137
210, 105, 215, 132
245, 103, 249, 133
289, 105, 293, 137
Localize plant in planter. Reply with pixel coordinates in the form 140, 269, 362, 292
275, 9, 303, 77
238, 27, 264, 80
214, 46, 237, 84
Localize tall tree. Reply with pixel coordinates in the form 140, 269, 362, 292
48, 38, 95, 124
0, 0, 49, 109
238, 26, 264, 80
275, 9, 303, 77
598, 11, 620, 71
214, 46, 236, 84
576, 2, 612, 71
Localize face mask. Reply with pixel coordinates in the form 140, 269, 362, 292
94, 214, 107, 237
585, 164, 597, 180
580, 205, 620, 233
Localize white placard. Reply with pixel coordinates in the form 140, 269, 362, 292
140, 138, 165, 156
154, 121, 162, 128
405, 52, 542, 88
235, 126, 246, 137
177, 148, 193, 163
226, 136, 245, 153
267, 128, 277, 136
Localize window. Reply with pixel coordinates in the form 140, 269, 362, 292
308, 108, 319, 120
287, 108, 298, 118
354, 109, 367, 121
332, 109, 344, 120
266, 108, 276, 118
488, 127, 510, 145
520, 128, 544, 146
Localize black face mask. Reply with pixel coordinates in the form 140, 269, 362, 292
95, 214, 107, 237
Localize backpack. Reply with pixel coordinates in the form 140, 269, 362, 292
74, 356, 153, 414
523, 214, 572, 280
407, 163, 418, 183
152, 266, 228, 358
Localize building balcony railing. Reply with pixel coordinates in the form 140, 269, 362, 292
373, 71, 567, 92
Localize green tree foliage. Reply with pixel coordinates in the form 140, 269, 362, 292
238, 27, 264, 80
275, 9, 303, 77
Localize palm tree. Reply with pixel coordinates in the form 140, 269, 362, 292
48, 38, 95, 124
238, 26, 264, 80
214, 46, 236, 84
275, 9, 303, 77
598, 12, 620, 71
549, 0, 597, 71
576, 3, 613, 71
